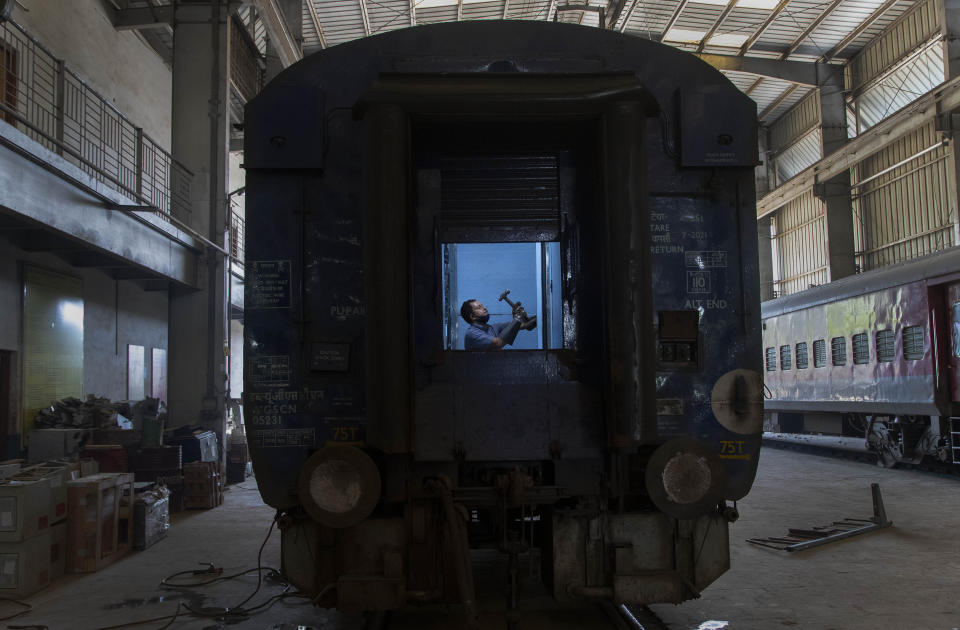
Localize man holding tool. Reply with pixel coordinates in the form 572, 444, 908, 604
460, 290, 537, 351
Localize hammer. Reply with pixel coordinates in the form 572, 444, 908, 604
498, 290, 530, 323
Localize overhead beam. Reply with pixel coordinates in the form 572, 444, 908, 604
617, 0, 642, 33
758, 83, 799, 120
819, 0, 901, 62
112, 5, 174, 30
757, 76, 960, 217
738, 0, 791, 56
779, 0, 844, 60
745, 76, 765, 96
304, 0, 328, 49
695, 53, 819, 85
503, 0, 510, 19
250, 0, 301, 67
410, 0, 417, 25
359, 0, 372, 36
661, 0, 691, 39
696, 0, 738, 54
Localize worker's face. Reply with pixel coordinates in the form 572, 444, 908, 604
470, 301, 489, 323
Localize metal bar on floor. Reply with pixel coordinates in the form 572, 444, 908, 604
746, 483, 892, 552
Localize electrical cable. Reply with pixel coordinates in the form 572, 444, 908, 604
86, 512, 299, 630
160, 565, 281, 588
88, 603, 181, 630
0, 597, 32, 622
181, 511, 280, 619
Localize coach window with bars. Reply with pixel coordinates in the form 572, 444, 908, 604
852, 332, 870, 365
953, 303, 960, 358
903, 325, 925, 360
779, 345, 791, 370
765, 347, 777, 371
813, 339, 826, 367
795, 342, 808, 369
875, 329, 895, 362
831, 337, 847, 366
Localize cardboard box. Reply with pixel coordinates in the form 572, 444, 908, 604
50, 521, 66, 580
10, 464, 70, 525
0, 532, 51, 597
0, 479, 51, 542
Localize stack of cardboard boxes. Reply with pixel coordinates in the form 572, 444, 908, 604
0, 461, 78, 597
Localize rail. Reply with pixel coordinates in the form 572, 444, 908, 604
0, 19, 191, 221
229, 205, 245, 262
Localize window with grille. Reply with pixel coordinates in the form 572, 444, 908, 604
813, 339, 826, 367
795, 342, 808, 369
831, 337, 846, 366
765, 347, 776, 371
852, 332, 869, 364
875, 329, 895, 362
903, 325, 924, 360
779, 345, 791, 370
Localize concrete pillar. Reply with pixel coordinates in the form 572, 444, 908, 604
168, 1, 232, 438
941, 0, 960, 246
757, 216, 775, 302
816, 64, 856, 281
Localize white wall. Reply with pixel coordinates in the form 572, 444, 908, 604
12, 0, 172, 149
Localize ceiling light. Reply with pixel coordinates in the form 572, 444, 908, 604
692, 0, 730, 5
663, 28, 707, 43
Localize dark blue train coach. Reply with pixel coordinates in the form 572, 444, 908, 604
242, 19, 764, 620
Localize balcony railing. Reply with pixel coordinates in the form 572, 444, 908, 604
229, 204, 245, 263
0, 19, 190, 221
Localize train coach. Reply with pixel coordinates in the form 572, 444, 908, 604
242, 19, 764, 622
762, 247, 960, 467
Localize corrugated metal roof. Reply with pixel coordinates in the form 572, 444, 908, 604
123, 0, 940, 132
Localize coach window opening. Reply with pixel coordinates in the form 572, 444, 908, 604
441, 242, 563, 350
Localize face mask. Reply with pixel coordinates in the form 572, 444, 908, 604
476, 314, 489, 324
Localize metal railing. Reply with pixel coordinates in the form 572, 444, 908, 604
0, 19, 190, 220
229, 204, 245, 262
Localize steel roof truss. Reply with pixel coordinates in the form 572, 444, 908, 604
696, 0, 738, 54
738, 0, 792, 56
304, 1, 328, 49
820, 0, 901, 62
779, 0, 845, 60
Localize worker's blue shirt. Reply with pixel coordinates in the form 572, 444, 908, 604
464, 321, 512, 351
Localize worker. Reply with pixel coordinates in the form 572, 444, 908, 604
460, 299, 537, 350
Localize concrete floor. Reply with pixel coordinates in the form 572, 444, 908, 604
6, 448, 959, 630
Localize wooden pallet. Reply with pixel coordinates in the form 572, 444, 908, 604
66, 473, 134, 572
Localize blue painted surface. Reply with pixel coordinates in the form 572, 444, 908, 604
449, 243, 546, 350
